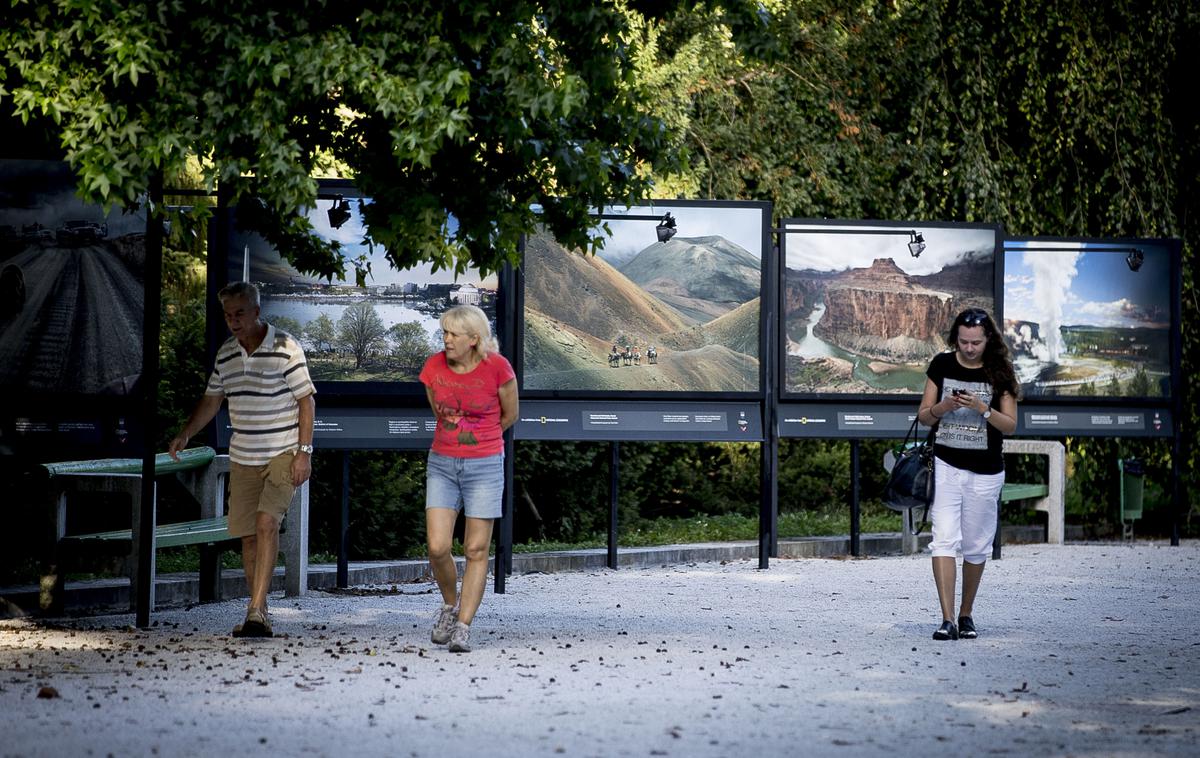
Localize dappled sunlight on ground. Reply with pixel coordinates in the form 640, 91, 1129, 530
2, 544, 1197, 756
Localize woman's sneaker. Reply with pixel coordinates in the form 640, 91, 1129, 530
431, 604, 457, 644
447, 621, 471, 653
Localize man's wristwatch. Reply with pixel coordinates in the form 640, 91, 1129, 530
298, 444, 314, 454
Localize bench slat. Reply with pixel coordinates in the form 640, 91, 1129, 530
63, 516, 234, 548
1000, 483, 1049, 502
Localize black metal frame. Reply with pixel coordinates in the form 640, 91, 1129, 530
514, 199, 774, 402
776, 218, 1005, 403
193, 191, 1186, 597
212, 178, 512, 401
1000, 236, 1182, 407
508, 199, 776, 569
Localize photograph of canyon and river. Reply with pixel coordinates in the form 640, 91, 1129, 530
522, 203, 766, 394
228, 197, 497, 385
782, 223, 996, 395
1002, 239, 1172, 399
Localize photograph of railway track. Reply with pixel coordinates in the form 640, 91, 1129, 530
0, 160, 145, 396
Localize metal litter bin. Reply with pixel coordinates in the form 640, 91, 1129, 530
1119, 457, 1145, 540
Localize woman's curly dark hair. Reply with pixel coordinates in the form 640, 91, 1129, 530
947, 308, 1021, 399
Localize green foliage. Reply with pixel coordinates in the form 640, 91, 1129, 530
264, 314, 305, 338
0, 0, 686, 278
645, 0, 1198, 535
514, 440, 612, 542
624, 509, 899, 544
1063, 437, 1175, 534
336, 301, 388, 369
307, 450, 428, 560
305, 313, 338, 354
387, 321, 435, 373
10, 3, 1196, 589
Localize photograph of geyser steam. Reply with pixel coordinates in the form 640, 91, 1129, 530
228, 195, 498, 386
0, 160, 146, 396
783, 222, 996, 396
1002, 239, 1172, 399
521, 203, 766, 394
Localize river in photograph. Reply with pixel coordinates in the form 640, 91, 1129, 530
263, 297, 441, 334
790, 302, 927, 391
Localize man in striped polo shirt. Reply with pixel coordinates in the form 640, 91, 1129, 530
169, 281, 315, 637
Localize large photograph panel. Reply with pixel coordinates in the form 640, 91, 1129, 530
783, 222, 997, 396
225, 194, 498, 388
1003, 239, 1172, 400
521, 202, 766, 394
0, 160, 145, 396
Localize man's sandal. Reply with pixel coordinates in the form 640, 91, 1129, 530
233, 607, 273, 638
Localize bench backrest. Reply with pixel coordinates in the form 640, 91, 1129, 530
42, 447, 217, 478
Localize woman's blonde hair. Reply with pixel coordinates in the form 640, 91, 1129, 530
440, 304, 498, 359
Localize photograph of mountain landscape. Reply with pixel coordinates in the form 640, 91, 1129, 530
226, 196, 498, 386
521, 203, 767, 394
782, 222, 996, 395
1002, 239, 1173, 399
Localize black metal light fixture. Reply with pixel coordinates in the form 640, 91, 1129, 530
907, 230, 926, 258
327, 196, 352, 229
656, 212, 677, 243
777, 225, 929, 258
1125, 248, 1144, 272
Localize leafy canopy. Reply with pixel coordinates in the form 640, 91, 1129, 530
0, 0, 719, 278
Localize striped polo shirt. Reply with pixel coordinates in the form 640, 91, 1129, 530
205, 325, 316, 466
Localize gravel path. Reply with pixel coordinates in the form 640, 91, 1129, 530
2, 543, 1198, 757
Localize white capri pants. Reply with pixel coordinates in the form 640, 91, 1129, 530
929, 458, 1005, 564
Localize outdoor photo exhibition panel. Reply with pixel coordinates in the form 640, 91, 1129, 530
999, 236, 1180, 437
778, 218, 1001, 401
0, 159, 149, 458
513, 200, 774, 570
209, 182, 515, 590
517, 200, 773, 403
775, 227, 1181, 439
212, 181, 509, 451
766, 218, 1000, 558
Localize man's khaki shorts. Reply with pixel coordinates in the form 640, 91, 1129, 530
228, 452, 297, 538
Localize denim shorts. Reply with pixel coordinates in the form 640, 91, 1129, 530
425, 451, 505, 519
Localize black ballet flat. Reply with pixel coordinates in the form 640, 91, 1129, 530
957, 616, 977, 639
932, 620, 959, 641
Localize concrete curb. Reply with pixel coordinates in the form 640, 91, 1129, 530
0, 524, 1064, 617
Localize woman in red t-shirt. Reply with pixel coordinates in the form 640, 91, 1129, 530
419, 305, 518, 653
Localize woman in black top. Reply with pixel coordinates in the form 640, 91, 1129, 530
917, 308, 1019, 641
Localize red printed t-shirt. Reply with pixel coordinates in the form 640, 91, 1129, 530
419, 352, 515, 458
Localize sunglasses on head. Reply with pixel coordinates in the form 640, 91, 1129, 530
960, 309, 989, 326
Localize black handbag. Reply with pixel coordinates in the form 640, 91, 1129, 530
885, 417, 936, 532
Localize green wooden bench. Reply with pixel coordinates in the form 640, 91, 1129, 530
42, 447, 309, 615
898, 440, 1065, 556
993, 440, 1065, 559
